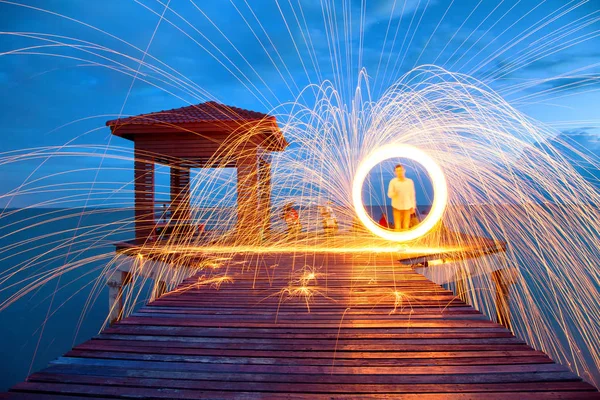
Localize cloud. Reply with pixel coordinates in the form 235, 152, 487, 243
539, 75, 600, 92
530, 127, 599, 158
508, 74, 600, 96
535, 127, 600, 186
494, 49, 600, 94
366, 0, 438, 28
521, 52, 600, 73
556, 127, 600, 152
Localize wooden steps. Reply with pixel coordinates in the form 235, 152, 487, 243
5, 252, 599, 399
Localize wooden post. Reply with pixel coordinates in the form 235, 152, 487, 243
454, 267, 470, 304
491, 268, 518, 331
170, 164, 191, 222
236, 149, 260, 243
107, 271, 131, 325
152, 280, 167, 300
134, 149, 155, 242
107, 279, 121, 325
258, 157, 272, 239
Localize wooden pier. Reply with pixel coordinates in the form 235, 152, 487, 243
5, 252, 599, 399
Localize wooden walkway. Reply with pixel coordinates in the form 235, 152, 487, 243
5, 253, 599, 399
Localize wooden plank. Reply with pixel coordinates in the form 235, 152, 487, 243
65, 350, 553, 365
5, 394, 116, 400
6, 389, 600, 400
44, 355, 553, 368
8, 382, 600, 399
101, 325, 515, 338
50, 355, 571, 375
89, 336, 527, 346
42, 363, 584, 384
22, 373, 600, 394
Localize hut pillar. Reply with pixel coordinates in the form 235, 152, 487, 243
258, 157, 272, 238
134, 151, 155, 242
170, 164, 191, 222
236, 149, 260, 242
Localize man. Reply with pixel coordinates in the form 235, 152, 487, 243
319, 201, 338, 237
387, 164, 416, 231
281, 202, 301, 239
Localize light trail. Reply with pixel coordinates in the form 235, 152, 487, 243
0, 0, 599, 388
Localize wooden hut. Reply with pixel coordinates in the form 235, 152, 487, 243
106, 101, 287, 244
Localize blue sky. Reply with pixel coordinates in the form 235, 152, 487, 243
0, 0, 599, 207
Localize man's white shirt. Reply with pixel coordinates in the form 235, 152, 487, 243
387, 178, 416, 211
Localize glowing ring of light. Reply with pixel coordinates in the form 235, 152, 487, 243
352, 144, 448, 242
